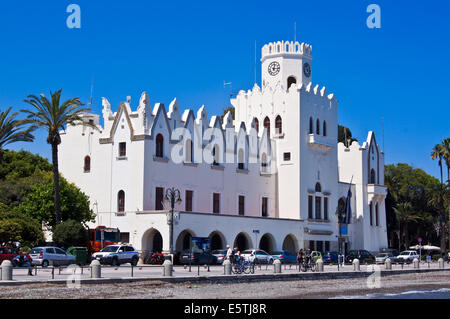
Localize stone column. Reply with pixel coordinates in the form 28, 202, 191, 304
273, 259, 282, 273
385, 258, 392, 270
91, 260, 101, 278
352, 258, 360, 271
163, 259, 173, 277
1, 260, 13, 281
223, 259, 231, 275
316, 259, 324, 272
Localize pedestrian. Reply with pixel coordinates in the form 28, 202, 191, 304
234, 247, 240, 263
296, 249, 304, 265
447, 251, 450, 264
14, 252, 33, 276
225, 245, 232, 261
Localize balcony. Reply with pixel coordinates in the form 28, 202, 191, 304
367, 184, 387, 204
307, 134, 334, 151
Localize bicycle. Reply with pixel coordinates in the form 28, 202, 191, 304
231, 258, 255, 274
300, 258, 316, 272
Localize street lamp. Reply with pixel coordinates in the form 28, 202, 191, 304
164, 187, 182, 256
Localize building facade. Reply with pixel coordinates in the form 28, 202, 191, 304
59, 40, 388, 261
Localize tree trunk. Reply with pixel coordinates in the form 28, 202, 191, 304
404, 222, 409, 250
51, 142, 61, 224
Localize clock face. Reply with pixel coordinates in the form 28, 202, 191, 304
268, 62, 280, 76
303, 63, 311, 78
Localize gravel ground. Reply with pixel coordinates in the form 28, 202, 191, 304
1, 270, 450, 299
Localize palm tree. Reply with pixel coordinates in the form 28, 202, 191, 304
22, 90, 96, 224
442, 138, 450, 184
431, 143, 445, 184
428, 183, 450, 253
393, 201, 420, 250
0, 107, 35, 162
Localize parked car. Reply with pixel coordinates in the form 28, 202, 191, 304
211, 249, 228, 264
397, 250, 420, 264
241, 249, 274, 264
29, 247, 76, 267
322, 251, 339, 264
345, 250, 375, 264
179, 250, 217, 265
270, 250, 297, 264
92, 244, 139, 266
0, 247, 33, 265
375, 252, 401, 264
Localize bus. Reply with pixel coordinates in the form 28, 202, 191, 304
88, 226, 120, 253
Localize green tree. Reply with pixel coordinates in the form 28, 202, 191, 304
442, 138, 450, 184
338, 125, 357, 145
22, 90, 96, 224
392, 201, 420, 250
431, 143, 445, 184
0, 218, 44, 247
15, 173, 95, 228
52, 220, 89, 248
427, 183, 450, 252
0, 107, 34, 162
220, 106, 235, 122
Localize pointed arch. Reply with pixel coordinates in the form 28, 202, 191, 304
156, 133, 164, 157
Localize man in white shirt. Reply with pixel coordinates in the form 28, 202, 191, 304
225, 245, 232, 261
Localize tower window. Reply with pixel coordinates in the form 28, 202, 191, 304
185, 190, 193, 212
238, 195, 245, 216
262, 197, 268, 217
316, 119, 320, 135
261, 153, 268, 173
185, 139, 193, 163
308, 196, 313, 219
84, 156, 91, 173
287, 76, 296, 90
156, 134, 164, 158
117, 190, 125, 212
323, 121, 327, 137
238, 149, 245, 170
264, 117, 270, 137
155, 187, 164, 210
370, 169, 376, 184
275, 115, 282, 135
309, 117, 313, 134
213, 193, 220, 214
315, 182, 322, 193
119, 142, 126, 157
254, 118, 259, 133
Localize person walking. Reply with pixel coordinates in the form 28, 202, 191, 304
225, 245, 233, 261
296, 249, 304, 265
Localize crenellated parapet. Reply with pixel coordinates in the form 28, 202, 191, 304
261, 41, 312, 61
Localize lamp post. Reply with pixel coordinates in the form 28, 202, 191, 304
164, 187, 182, 256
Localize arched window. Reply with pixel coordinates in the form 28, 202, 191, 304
238, 149, 245, 170
309, 117, 313, 134
315, 182, 322, 193
275, 115, 282, 135
264, 117, 270, 137
156, 134, 164, 158
261, 153, 268, 173
287, 76, 296, 90
213, 144, 220, 165
323, 121, 327, 137
316, 119, 320, 135
185, 139, 193, 163
117, 190, 125, 212
84, 156, 91, 173
370, 169, 376, 184
254, 118, 259, 133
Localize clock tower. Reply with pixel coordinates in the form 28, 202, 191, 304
261, 41, 312, 90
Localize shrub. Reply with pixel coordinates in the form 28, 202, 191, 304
52, 220, 89, 248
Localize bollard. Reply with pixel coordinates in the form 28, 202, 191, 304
223, 259, 231, 275
273, 259, 282, 274
413, 258, 419, 269
352, 258, 360, 271
438, 258, 444, 269
385, 258, 392, 270
1, 260, 13, 281
91, 260, 101, 278
316, 259, 324, 272
163, 259, 173, 277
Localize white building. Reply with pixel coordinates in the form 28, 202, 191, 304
59, 40, 388, 262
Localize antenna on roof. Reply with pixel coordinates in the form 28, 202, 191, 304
224, 81, 234, 98
89, 77, 94, 112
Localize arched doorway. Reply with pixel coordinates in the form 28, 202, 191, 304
209, 231, 225, 250
282, 234, 298, 254
141, 228, 163, 264
234, 232, 251, 252
259, 233, 275, 253
175, 229, 195, 253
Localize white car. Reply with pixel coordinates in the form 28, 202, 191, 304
92, 244, 139, 266
241, 249, 274, 264
397, 250, 419, 263
29, 247, 76, 267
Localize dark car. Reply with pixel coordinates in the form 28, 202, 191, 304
179, 250, 217, 265
322, 251, 339, 264
270, 250, 297, 264
0, 247, 32, 265
345, 250, 375, 264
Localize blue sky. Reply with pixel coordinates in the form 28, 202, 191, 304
0, 1, 449, 179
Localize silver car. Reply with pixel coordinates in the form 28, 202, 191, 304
29, 247, 76, 267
